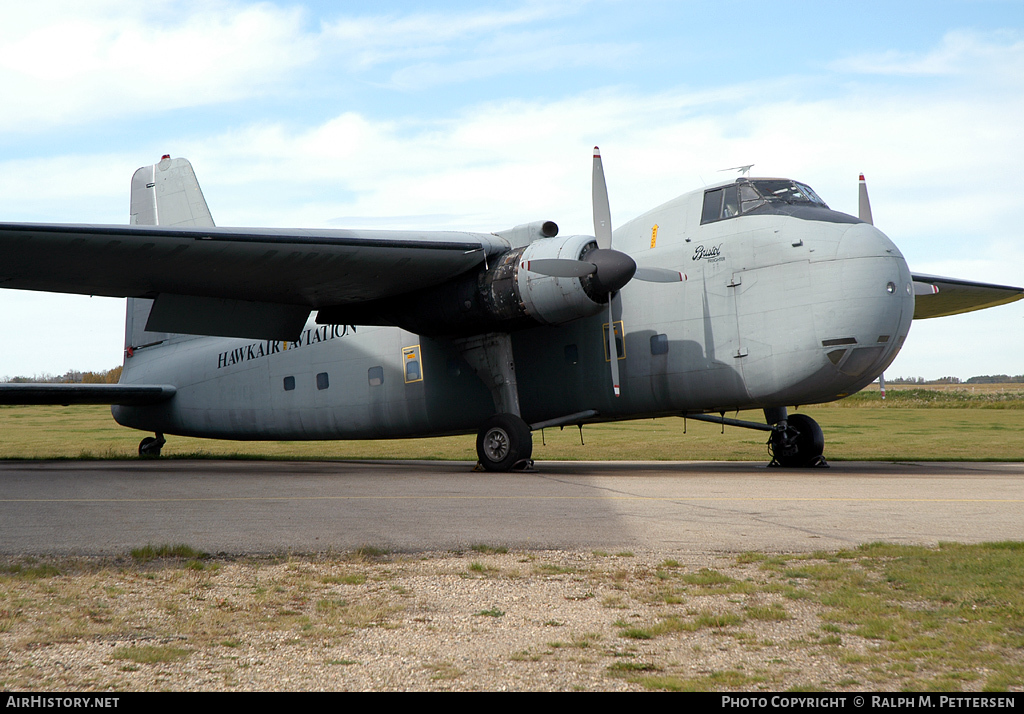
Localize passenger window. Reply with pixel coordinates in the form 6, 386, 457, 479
283, 376, 295, 391
446, 358, 462, 377
316, 372, 329, 390
564, 344, 578, 365
650, 334, 669, 355
368, 366, 384, 386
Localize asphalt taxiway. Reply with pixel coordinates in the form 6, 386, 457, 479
1, 460, 1021, 555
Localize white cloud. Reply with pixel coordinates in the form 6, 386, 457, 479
831, 29, 1024, 78
320, 1, 587, 72
0, 1, 318, 132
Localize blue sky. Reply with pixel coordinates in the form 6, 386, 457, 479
1, 0, 1022, 380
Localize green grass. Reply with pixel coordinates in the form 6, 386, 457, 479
754, 541, 1024, 691
130, 544, 208, 562
1, 393, 1022, 461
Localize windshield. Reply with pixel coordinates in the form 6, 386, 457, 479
750, 180, 828, 207
701, 178, 832, 224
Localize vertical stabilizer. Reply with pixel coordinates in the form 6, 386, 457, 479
125, 156, 215, 354
130, 156, 215, 228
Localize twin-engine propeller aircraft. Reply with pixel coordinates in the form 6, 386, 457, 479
0, 150, 1020, 470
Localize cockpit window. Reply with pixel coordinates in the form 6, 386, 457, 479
750, 180, 828, 207
701, 179, 829, 224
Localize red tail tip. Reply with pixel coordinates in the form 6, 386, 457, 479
859, 173, 865, 181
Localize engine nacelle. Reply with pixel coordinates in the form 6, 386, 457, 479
514, 234, 607, 324
316, 234, 609, 336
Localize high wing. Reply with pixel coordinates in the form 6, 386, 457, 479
0, 157, 508, 342
911, 273, 1024, 319
0, 222, 505, 341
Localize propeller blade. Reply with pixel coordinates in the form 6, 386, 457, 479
607, 297, 620, 397
522, 258, 596, 278
592, 146, 613, 250
858, 173, 874, 225
634, 267, 685, 283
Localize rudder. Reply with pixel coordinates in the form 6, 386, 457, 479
124, 156, 215, 355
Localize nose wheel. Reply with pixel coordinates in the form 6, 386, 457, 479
769, 414, 826, 468
476, 414, 533, 472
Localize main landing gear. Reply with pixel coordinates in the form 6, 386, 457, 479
476, 414, 533, 472
138, 433, 165, 458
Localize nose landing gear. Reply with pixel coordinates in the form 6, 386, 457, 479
768, 413, 827, 468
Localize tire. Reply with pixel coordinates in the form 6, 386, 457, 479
139, 435, 163, 458
476, 414, 533, 472
772, 413, 824, 467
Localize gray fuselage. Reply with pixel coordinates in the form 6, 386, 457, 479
112, 182, 914, 440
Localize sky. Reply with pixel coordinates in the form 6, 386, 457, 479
0, 0, 1022, 380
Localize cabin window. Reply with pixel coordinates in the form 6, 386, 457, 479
283, 376, 295, 391
368, 366, 384, 386
650, 334, 669, 355
402, 345, 423, 383
564, 344, 578, 365
316, 372, 329, 390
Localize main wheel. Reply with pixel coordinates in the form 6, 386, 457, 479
770, 414, 825, 467
476, 414, 533, 472
139, 434, 165, 458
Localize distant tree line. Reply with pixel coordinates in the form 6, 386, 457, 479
2, 366, 122, 384
886, 375, 1024, 385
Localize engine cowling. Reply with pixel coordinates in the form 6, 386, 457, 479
316, 233, 617, 336
514, 234, 609, 324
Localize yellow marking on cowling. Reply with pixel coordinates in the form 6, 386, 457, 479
650, 224, 658, 248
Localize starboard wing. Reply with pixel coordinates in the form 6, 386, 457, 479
912, 273, 1024, 319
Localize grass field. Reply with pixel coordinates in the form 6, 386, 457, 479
1, 383, 1022, 461
2, 542, 1023, 691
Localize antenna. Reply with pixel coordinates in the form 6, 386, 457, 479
719, 164, 754, 178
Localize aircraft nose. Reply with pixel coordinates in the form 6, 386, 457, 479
836, 221, 904, 261
816, 222, 914, 385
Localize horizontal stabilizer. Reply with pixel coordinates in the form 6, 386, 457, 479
912, 273, 1024, 319
0, 383, 176, 406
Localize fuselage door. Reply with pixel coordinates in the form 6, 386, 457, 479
402, 345, 423, 383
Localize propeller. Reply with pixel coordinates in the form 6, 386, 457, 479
858, 173, 873, 225
522, 147, 686, 397
594, 147, 623, 398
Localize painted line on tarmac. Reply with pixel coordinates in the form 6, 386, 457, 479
3, 496, 1023, 503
